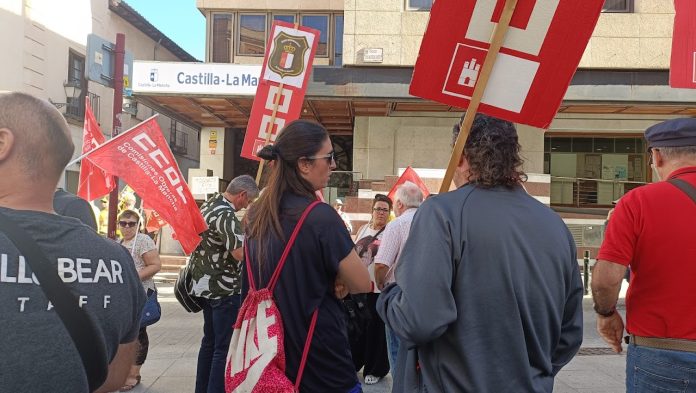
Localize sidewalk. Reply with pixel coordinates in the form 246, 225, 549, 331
126, 284, 628, 392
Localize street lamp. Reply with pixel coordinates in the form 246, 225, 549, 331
49, 80, 83, 110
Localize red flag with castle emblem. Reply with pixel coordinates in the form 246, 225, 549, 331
86, 116, 207, 254
77, 97, 115, 201
387, 166, 431, 201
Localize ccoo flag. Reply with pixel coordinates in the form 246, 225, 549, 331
387, 166, 431, 202
670, 0, 696, 89
77, 97, 115, 201
87, 116, 208, 254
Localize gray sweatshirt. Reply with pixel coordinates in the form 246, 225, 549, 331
377, 184, 583, 393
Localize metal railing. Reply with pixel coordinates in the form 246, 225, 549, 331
550, 176, 647, 207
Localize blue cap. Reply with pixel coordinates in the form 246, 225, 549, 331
645, 118, 696, 148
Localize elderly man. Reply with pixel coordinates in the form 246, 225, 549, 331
377, 114, 583, 392
0, 92, 145, 392
592, 118, 696, 392
189, 174, 260, 393
374, 181, 424, 371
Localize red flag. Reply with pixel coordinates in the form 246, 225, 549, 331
143, 208, 167, 233
87, 116, 208, 254
387, 166, 431, 202
77, 98, 115, 201
670, 0, 696, 89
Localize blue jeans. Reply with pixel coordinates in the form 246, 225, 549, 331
195, 295, 241, 393
627, 343, 696, 393
385, 326, 400, 373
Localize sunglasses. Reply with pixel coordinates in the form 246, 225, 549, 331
118, 221, 138, 228
304, 150, 335, 164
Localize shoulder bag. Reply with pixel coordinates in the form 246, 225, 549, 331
0, 211, 108, 392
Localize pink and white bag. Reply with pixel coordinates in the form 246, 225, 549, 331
225, 201, 320, 393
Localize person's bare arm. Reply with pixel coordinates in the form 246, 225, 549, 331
591, 259, 627, 353
335, 249, 370, 298
374, 263, 389, 291
94, 341, 138, 393
139, 249, 162, 281
231, 246, 244, 261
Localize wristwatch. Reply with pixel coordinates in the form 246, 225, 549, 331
593, 303, 616, 317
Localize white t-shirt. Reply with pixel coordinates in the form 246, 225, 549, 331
121, 233, 158, 291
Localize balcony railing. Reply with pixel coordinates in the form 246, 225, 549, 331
551, 176, 647, 207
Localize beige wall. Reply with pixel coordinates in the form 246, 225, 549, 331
353, 115, 544, 180
345, 0, 675, 68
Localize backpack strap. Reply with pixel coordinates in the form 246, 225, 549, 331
267, 200, 322, 292
668, 178, 696, 205
243, 200, 322, 292
295, 308, 319, 390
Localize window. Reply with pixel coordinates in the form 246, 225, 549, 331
273, 14, 295, 24
334, 15, 344, 66
238, 14, 267, 56
302, 15, 329, 57
407, 0, 433, 11
211, 13, 232, 62
66, 50, 85, 119
602, 0, 633, 13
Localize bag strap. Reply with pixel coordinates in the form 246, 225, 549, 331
668, 178, 696, 204
244, 200, 321, 292
294, 308, 319, 390
0, 211, 109, 391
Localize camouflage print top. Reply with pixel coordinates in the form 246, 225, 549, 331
189, 193, 244, 299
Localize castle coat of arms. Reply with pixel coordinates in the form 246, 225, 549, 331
268, 32, 309, 78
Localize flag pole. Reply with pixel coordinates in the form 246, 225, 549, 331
66, 114, 160, 168
255, 81, 286, 184
438, 0, 519, 193
255, 21, 301, 185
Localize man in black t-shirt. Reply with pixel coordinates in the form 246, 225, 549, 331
0, 92, 145, 392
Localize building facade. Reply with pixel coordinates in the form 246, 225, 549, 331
0, 0, 201, 193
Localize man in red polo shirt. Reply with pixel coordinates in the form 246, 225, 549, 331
592, 118, 696, 393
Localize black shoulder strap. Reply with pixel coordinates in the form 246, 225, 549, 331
0, 211, 108, 392
668, 178, 696, 205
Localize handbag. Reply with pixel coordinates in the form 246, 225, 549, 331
0, 211, 108, 392
140, 289, 161, 327
174, 261, 205, 313
342, 293, 372, 342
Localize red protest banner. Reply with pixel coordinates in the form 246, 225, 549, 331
77, 97, 115, 201
240, 21, 320, 161
87, 116, 208, 254
670, 0, 696, 89
387, 167, 431, 201
144, 208, 167, 233
409, 0, 604, 129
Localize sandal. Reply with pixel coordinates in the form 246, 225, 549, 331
119, 375, 141, 392
364, 375, 381, 385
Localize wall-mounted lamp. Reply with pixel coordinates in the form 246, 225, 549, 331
49, 80, 83, 109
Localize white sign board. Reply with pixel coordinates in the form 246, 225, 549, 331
191, 176, 220, 195
132, 61, 262, 95
363, 48, 384, 63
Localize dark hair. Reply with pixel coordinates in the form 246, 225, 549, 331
246, 120, 329, 261
372, 194, 393, 210
0, 92, 74, 178
453, 113, 526, 188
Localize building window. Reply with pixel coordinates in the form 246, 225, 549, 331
273, 14, 295, 24
211, 13, 232, 62
66, 50, 85, 119
334, 15, 344, 66
238, 14, 267, 56
406, 0, 433, 11
301, 15, 329, 57
602, 0, 633, 13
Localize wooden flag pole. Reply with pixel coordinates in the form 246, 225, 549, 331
255, 81, 285, 184
255, 22, 301, 185
438, 0, 519, 193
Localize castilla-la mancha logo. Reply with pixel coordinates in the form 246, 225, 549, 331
269, 32, 309, 78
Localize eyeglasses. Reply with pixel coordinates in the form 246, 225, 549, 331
304, 151, 335, 163
373, 207, 390, 213
118, 221, 138, 228
647, 147, 659, 165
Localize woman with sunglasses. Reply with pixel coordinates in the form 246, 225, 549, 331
117, 209, 162, 391
244, 120, 370, 393
349, 194, 392, 385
